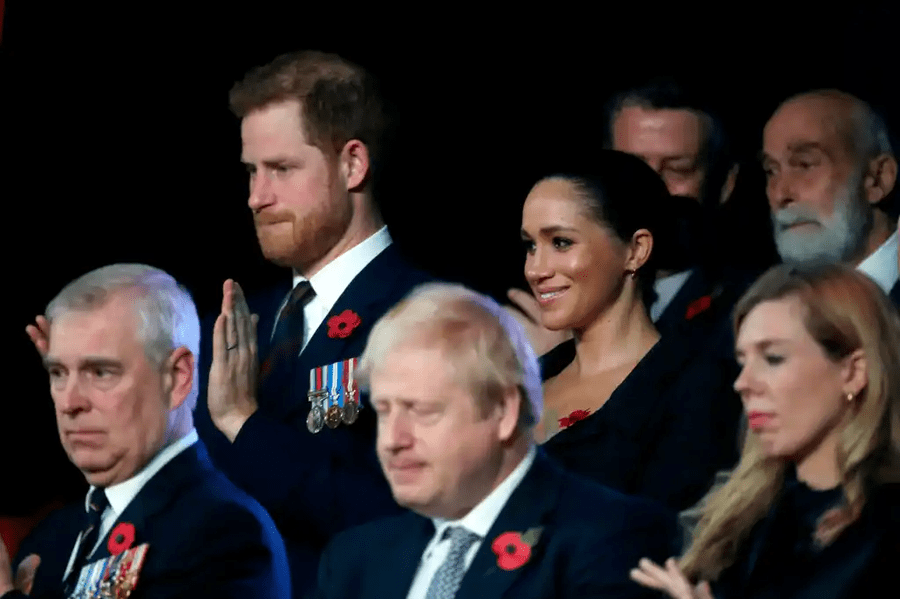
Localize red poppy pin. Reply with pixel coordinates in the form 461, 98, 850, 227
491, 527, 542, 571
327, 310, 362, 339
558, 409, 591, 429
107, 522, 136, 555
685, 295, 713, 320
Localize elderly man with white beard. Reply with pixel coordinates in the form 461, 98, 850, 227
762, 89, 898, 298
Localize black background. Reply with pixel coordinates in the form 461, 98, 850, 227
2, 3, 897, 512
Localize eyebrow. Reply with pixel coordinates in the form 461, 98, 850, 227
734, 338, 789, 355
760, 142, 827, 163
521, 225, 580, 238
43, 357, 123, 370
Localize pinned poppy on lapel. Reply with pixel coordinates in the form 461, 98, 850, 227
327, 310, 362, 339
492, 528, 541, 571
108, 522, 136, 556
558, 409, 591, 429
685, 295, 713, 320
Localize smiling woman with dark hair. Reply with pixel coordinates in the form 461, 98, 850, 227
520, 150, 743, 512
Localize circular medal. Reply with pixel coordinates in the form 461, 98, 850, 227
307, 403, 325, 433
325, 405, 342, 429
341, 398, 359, 424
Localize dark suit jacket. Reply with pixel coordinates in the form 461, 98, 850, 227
6, 442, 290, 599
712, 479, 899, 598
539, 321, 744, 512
194, 244, 434, 596
312, 451, 680, 599
890, 280, 899, 308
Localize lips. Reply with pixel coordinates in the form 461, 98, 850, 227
533, 287, 568, 306
65, 430, 106, 445
747, 411, 776, 431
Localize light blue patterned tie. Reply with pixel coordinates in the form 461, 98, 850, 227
425, 526, 481, 599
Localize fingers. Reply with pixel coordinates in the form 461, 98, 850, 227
664, 558, 696, 598
695, 581, 716, 599
629, 565, 666, 591
212, 313, 228, 363
232, 281, 252, 351
507, 288, 542, 322
15, 554, 40, 595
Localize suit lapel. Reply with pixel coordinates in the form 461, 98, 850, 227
25, 507, 83, 597
367, 515, 435, 599
656, 268, 714, 331
86, 442, 212, 564
454, 452, 563, 599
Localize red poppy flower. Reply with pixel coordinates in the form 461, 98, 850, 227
327, 310, 362, 339
491, 532, 531, 570
107, 522, 135, 556
685, 295, 713, 320
558, 409, 591, 429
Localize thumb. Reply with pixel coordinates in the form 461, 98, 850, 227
15, 554, 40, 594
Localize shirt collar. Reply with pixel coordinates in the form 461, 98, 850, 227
292, 226, 392, 306
85, 429, 198, 516
430, 446, 537, 540
857, 230, 898, 294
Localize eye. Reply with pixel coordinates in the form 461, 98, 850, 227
552, 237, 573, 250
272, 165, 292, 178
521, 239, 536, 255
764, 354, 785, 365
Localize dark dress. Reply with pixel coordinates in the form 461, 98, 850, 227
538, 325, 743, 512
712, 471, 899, 598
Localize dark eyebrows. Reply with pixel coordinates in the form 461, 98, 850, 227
538, 226, 579, 236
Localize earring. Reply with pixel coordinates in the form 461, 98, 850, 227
626, 269, 636, 279
846, 392, 855, 403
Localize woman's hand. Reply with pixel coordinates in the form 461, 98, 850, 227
630, 558, 715, 599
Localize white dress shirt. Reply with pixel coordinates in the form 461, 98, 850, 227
275, 226, 393, 351
857, 229, 898, 294
405, 447, 537, 599
650, 269, 694, 322
62, 430, 199, 580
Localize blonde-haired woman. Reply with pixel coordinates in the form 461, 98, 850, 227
631, 262, 900, 599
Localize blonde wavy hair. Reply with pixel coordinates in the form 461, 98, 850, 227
681, 262, 900, 582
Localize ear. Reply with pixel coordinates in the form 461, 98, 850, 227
496, 386, 522, 443
720, 163, 740, 204
164, 347, 195, 411
625, 228, 653, 272
863, 154, 898, 205
841, 348, 868, 400
340, 139, 372, 192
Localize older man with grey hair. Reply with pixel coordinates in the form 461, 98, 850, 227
311, 283, 679, 599
6, 264, 290, 599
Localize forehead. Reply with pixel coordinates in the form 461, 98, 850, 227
48, 296, 140, 359
612, 106, 705, 155
763, 97, 853, 156
240, 99, 312, 160
736, 297, 810, 348
371, 344, 456, 393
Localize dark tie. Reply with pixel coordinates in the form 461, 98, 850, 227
64, 488, 109, 592
425, 526, 481, 599
258, 281, 315, 398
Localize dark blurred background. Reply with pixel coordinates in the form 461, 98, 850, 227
1, 3, 897, 514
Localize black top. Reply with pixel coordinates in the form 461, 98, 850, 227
538, 326, 743, 512
713, 471, 900, 598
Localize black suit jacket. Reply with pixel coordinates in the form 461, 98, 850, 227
539, 322, 743, 512
194, 244, 434, 596
312, 451, 680, 599
6, 442, 290, 599
890, 280, 899, 308
712, 480, 899, 598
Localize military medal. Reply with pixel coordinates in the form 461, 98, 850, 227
307, 368, 327, 434
342, 357, 360, 424
324, 361, 342, 429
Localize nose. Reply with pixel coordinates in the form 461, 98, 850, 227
767, 170, 795, 211
525, 246, 553, 286
378, 409, 414, 453
247, 170, 274, 212
733, 362, 755, 398
54, 377, 91, 416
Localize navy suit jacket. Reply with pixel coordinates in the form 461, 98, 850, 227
6, 442, 290, 599
194, 244, 434, 596
312, 451, 680, 599
653, 266, 758, 337
890, 280, 899, 309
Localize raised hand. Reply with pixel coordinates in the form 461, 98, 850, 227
0, 537, 40, 596
25, 315, 51, 358
630, 558, 715, 599
504, 288, 572, 356
207, 279, 260, 442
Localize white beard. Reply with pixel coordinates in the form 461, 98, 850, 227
771, 170, 872, 264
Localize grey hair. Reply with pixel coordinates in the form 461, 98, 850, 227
46, 264, 201, 410
358, 283, 543, 429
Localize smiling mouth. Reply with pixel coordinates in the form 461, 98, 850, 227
534, 288, 567, 304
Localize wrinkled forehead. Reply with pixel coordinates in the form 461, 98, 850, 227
764, 97, 856, 157
48, 298, 141, 359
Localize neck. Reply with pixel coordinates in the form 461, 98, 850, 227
852, 211, 892, 267
299, 193, 384, 279
795, 434, 841, 490
571, 294, 659, 377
